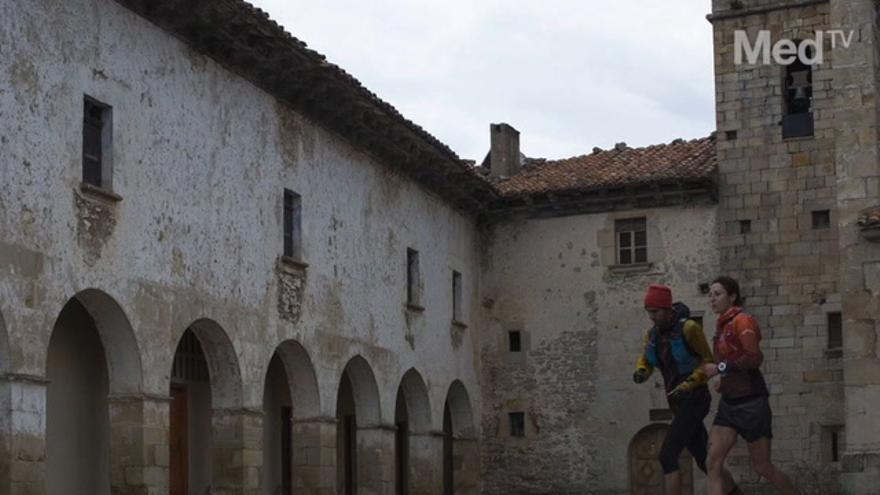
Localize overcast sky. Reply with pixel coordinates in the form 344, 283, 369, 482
248, 1, 716, 161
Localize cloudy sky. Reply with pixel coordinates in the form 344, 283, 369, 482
248, 0, 717, 162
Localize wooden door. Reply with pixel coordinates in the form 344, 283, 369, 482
170, 384, 188, 495
629, 425, 693, 495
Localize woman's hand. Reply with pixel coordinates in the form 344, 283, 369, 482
702, 363, 719, 378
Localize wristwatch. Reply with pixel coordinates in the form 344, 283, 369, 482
717, 361, 728, 375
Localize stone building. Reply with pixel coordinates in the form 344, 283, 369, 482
1, 0, 879, 494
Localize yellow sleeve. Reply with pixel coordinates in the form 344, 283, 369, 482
679, 319, 714, 389
635, 329, 654, 376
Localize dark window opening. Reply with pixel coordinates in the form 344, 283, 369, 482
508, 331, 522, 353
812, 210, 831, 230
782, 45, 814, 139
509, 412, 525, 438
83, 96, 111, 187
452, 270, 462, 321
283, 189, 302, 258
407, 248, 420, 306
828, 312, 842, 350
725, 130, 738, 141
616, 218, 647, 265
832, 430, 840, 462
740, 220, 752, 234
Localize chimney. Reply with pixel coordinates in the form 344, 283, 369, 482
489, 123, 520, 179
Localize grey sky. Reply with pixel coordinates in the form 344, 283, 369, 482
248, 1, 716, 162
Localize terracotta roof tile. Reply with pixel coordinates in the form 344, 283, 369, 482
493, 136, 717, 197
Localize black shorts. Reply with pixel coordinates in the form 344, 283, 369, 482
713, 395, 773, 443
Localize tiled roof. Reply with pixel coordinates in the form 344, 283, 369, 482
493, 136, 717, 197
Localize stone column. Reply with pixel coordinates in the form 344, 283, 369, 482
407, 431, 443, 495
453, 436, 480, 495
831, 0, 880, 493
356, 424, 395, 495
211, 408, 263, 495
291, 416, 337, 495
1, 374, 47, 495
106, 393, 170, 495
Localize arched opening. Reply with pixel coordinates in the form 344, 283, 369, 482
336, 371, 357, 495
0, 307, 8, 488
443, 380, 478, 495
628, 424, 694, 495
263, 340, 321, 495
395, 388, 409, 495
169, 319, 243, 495
336, 356, 381, 495
45, 290, 142, 495
263, 353, 292, 495
395, 368, 432, 494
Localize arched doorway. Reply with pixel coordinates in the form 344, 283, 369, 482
395, 368, 432, 495
45, 290, 142, 495
629, 424, 694, 495
262, 340, 321, 495
169, 319, 243, 495
336, 355, 381, 495
443, 380, 478, 495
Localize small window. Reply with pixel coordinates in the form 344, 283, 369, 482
82, 96, 112, 188
822, 425, 844, 463
508, 331, 522, 353
739, 220, 751, 234
782, 45, 814, 139
452, 270, 462, 322
827, 312, 842, 350
283, 189, 302, 259
407, 248, 420, 306
508, 412, 525, 438
812, 210, 831, 230
725, 130, 738, 141
615, 218, 647, 265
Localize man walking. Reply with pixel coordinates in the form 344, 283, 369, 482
633, 284, 741, 495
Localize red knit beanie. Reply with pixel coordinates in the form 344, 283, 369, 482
644, 284, 673, 309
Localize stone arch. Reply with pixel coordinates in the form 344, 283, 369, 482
628, 424, 694, 495
0, 306, 9, 493
274, 339, 321, 418
67, 289, 143, 394
336, 355, 383, 495
0, 307, 9, 374
444, 380, 475, 438
340, 354, 381, 425
44, 289, 144, 495
169, 319, 247, 495
443, 380, 479, 495
395, 368, 435, 494
397, 368, 431, 433
180, 318, 243, 409
262, 340, 323, 495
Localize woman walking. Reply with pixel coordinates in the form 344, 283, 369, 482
702, 276, 799, 495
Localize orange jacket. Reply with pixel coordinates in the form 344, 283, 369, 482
713, 306, 769, 399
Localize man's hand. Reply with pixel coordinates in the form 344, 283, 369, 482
633, 368, 650, 384
702, 363, 719, 378
667, 378, 695, 400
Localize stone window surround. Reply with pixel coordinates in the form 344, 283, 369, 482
599, 210, 665, 274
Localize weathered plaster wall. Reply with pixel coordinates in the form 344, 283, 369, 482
479, 205, 719, 494
0, 0, 483, 490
